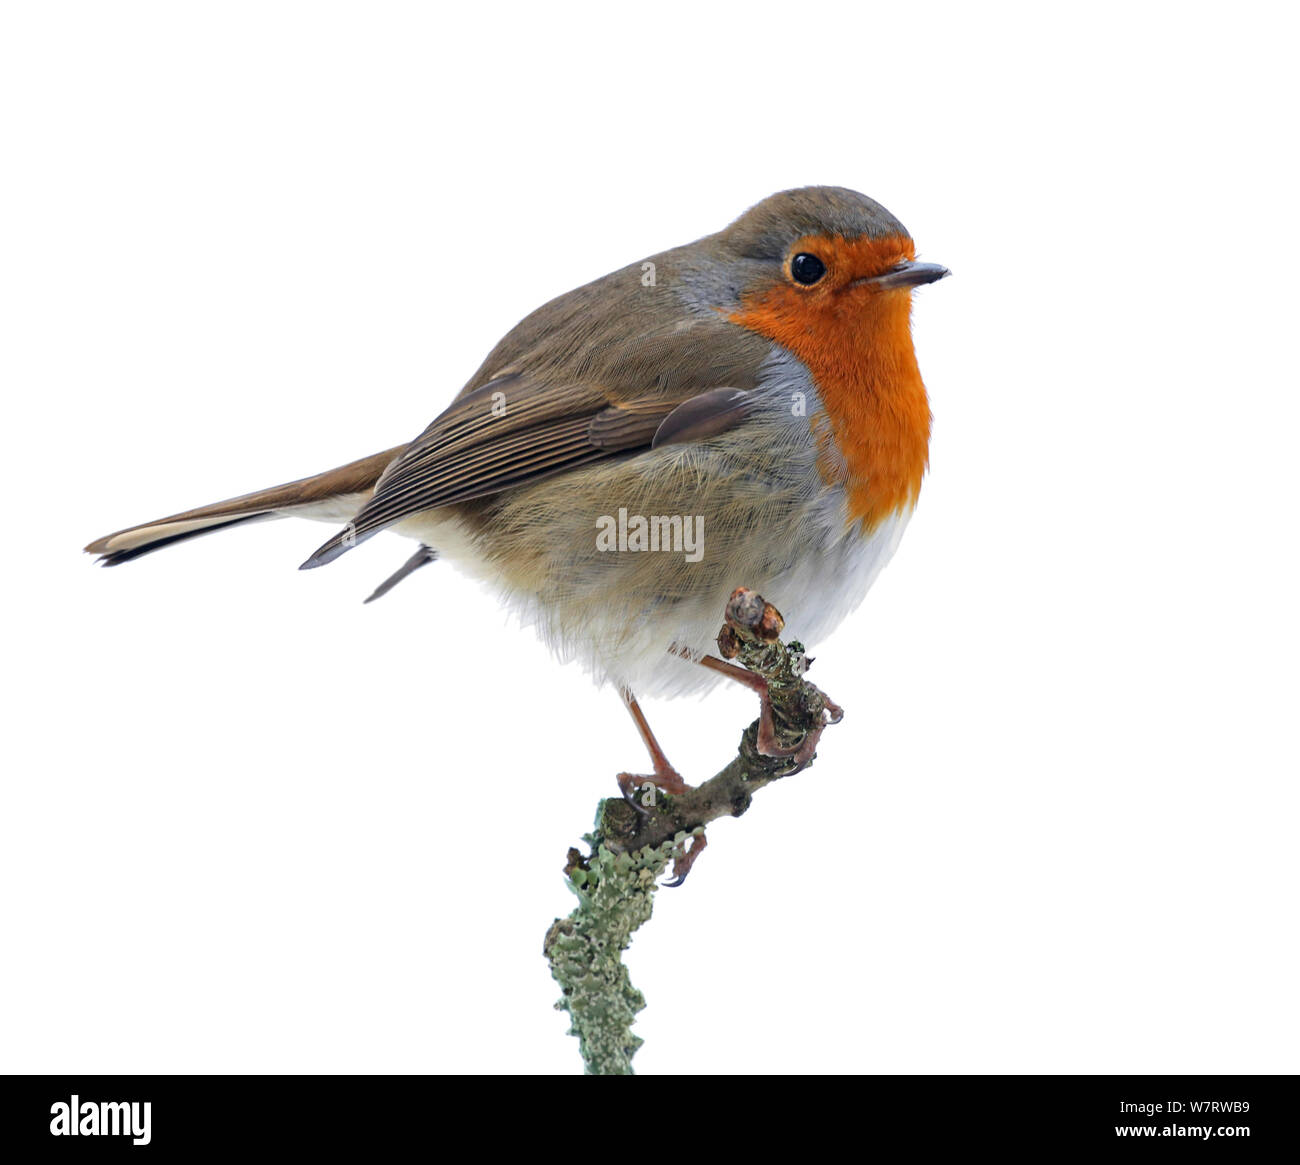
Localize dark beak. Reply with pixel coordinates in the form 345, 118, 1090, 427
855, 260, 950, 291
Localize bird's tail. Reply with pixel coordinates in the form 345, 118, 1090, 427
84, 446, 406, 566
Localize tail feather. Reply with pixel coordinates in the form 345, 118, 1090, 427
85, 446, 405, 565
93, 513, 278, 566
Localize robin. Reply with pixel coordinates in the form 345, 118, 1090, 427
87, 186, 947, 806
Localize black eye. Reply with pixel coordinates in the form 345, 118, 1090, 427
790, 252, 826, 285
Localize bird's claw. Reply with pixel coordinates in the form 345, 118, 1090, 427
617, 766, 691, 818
617, 774, 653, 819
662, 830, 708, 887
754, 686, 842, 768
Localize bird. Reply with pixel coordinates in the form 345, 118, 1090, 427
86, 185, 947, 801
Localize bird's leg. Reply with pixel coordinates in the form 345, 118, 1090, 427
616, 689, 690, 806
617, 692, 711, 886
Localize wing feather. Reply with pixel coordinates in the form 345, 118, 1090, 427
299, 384, 759, 568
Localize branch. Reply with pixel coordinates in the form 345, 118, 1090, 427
543, 587, 843, 1074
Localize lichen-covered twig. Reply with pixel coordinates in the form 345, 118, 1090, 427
543, 587, 843, 1075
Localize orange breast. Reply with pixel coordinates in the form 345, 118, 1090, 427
730, 235, 932, 535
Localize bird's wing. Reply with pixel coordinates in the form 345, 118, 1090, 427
300, 375, 759, 568
299, 249, 780, 569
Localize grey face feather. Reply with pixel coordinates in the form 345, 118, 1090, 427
717, 186, 911, 260
673, 186, 914, 313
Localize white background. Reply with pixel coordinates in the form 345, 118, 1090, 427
2, 2, 1296, 1075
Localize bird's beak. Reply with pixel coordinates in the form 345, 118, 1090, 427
852, 260, 950, 291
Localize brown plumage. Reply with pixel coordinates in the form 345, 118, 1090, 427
86, 446, 403, 565
86, 187, 947, 701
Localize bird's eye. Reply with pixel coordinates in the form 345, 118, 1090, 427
790, 253, 827, 285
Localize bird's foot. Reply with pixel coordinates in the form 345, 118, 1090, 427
755, 684, 845, 772
663, 829, 708, 888
691, 651, 840, 768
617, 764, 690, 815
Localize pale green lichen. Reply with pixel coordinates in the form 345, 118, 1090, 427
544, 833, 690, 1075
